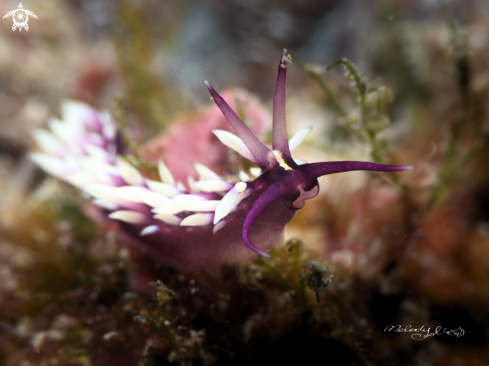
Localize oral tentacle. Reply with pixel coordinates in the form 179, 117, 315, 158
242, 183, 283, 257
205, 81, 271, 169
300, 161, 412, 179
272, 49, 292, 160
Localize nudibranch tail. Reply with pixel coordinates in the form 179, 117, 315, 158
272, 49, 292, 162
204, 81, 271, 169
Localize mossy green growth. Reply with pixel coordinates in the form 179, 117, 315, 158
250, 239, 332, 305
114, 1, 168, 131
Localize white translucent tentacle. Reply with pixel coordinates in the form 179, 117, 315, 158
181, 213, 213, 226
193, 180, 233, 193
117, 159, 144, 186
116, 186, 148, 202
146, 179, 180, 197
158, 159, 175, 186
195, 163, 221, 181
138, 190, 173, 207
154, 213, 182, 226
188, 200, 221, 212
212, 129, 257, 163
213, 187, 239, 224
288, 126, 312, 152
109, 210, 146, 224
140, 225, 159, 236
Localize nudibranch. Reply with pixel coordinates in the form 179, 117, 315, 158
31, 50, 410, 270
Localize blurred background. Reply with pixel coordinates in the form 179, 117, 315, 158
1, 0, 489, 365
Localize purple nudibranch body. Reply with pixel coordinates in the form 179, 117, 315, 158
31, 50, 410, 270
205, 49, 411, 257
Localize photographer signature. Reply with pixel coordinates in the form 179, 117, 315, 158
384, 325, 465, 340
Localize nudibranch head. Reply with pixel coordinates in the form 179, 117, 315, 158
205, 49, 411, 257
31, 50, 410, 271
